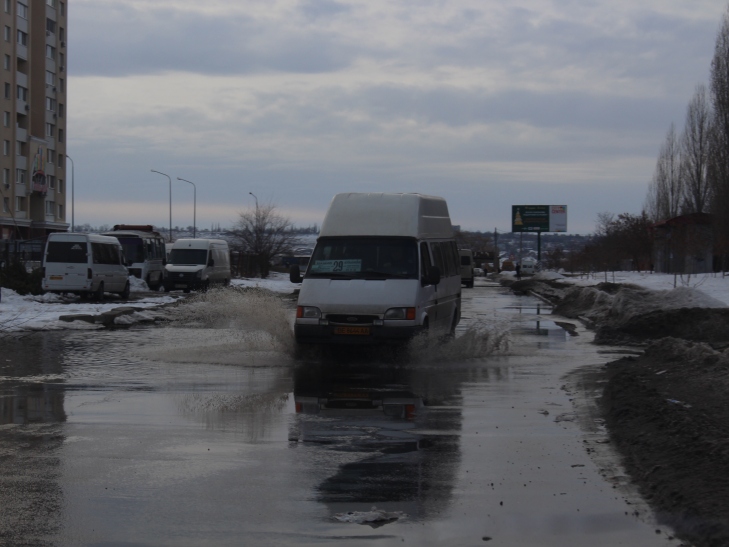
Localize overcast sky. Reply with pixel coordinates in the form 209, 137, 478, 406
67, 0, 727, 234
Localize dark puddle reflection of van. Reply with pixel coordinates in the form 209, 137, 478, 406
290, 360, 462, 522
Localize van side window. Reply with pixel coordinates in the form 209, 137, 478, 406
420, 242, 431, 277
431, 242, 445, 275
46, 241, 87, 263
92, 243, 121, 265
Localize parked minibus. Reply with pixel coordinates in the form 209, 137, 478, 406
163, 239, 230, 292
42, 232, 130, 300
102, 225, 167, 290
290, 192, 461, 345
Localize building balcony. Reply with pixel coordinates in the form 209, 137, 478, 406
16, 127, 27, 142
16, 156, 27, 170
16, 101, 29, 115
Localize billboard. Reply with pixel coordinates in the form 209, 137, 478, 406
512, 205, 567, 233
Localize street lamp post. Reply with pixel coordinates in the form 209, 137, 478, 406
249, 192, 258, 209
151, 170, 172, 242
66, 154, 74, 232
177, 177, 197, 238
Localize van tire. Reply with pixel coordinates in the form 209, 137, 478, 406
119, 281, 130, 301
147, 275, 160, 291
95, 282, 105, 302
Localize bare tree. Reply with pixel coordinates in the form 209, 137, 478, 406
645, 124, 682, 222
231, 201, 297, 278
710, 7, 729, 269
681, 84, 712, 214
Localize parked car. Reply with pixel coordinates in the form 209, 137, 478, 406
473, 267, 485, 277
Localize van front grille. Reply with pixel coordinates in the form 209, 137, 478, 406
326, 314, 378, 325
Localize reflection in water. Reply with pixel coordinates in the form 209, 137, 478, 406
291, 360, 462, 521
0, 334, 66, 543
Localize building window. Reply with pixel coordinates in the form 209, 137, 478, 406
46, 19, 56, 34
17, 2, 27, 19
3, 197, 9, 213
17, 30, 28, 47
47, 149, 55, 163
3, 54, 9, 70
48, 175, 55, 189
16, 86, 27, 102
46, 201, 55, 216
46, 123, 54, 137
16, 169, 26, 184
16, 140, 23, 155
4, 83, 10, 99
59, 78, 64, 92
57, 155, 63, 168
3, 111, 8, 126
3, 0, 9, 14
46, 0, 57, 7
58, 128, 64, 142
2, 168, 8, 184
46, 45, 56, 60
60, 2, 65, 16
15, 196, 25, 211
46, 71, 55, 86
46, 97, 56, 111
4, 26, 10, 42
58, 203, 63, 218
58, 179, 63, 193
58, 103, 64, 118
3, 140, 8, 156
59, 27, 65, 41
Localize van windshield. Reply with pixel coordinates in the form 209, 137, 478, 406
45, 241, 87, 263
169, 249, 207, 265
307, 237, 417, 279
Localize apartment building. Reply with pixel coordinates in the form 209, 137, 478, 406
0, 0, 68, 240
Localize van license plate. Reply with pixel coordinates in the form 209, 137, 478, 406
333, 326, 370, 335
50, 275, 63, 280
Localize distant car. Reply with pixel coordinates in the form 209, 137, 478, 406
473, 267, 485, 277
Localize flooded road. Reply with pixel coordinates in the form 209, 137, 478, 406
0, 282, 675, 546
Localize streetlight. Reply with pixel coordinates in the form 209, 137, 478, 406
66, 154, 74, 232
249, 191, 258, 209
177, 177, 197, 239
151, 170, 172, 242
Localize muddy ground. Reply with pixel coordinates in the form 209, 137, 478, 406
503, 277, 729, 547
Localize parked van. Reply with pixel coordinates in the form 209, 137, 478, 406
290, 193, 461, 346
42, 232, 130, 300
459, 249, 475, 288
101, 225, 166, 290
163, 239, 230, 293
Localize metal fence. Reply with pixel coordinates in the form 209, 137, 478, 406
0, 238, 46, 271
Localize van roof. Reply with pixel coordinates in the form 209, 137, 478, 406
319, 193, 453, 239
47, 232, 121, 245
171, 238, 229, 249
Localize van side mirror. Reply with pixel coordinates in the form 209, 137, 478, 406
290, 264, 302, 283
422, 266, 441, 286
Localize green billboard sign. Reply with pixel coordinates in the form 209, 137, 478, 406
512, 205, 567, 232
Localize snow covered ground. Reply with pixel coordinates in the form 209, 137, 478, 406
0, 270, 726, 334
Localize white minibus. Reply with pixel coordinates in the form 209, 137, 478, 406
102, 225, 167, 290
42, 233, 130, 300
290, 193, 461, 346
163, 239, 230, 293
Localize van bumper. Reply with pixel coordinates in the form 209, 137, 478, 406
294, 323, 423, 345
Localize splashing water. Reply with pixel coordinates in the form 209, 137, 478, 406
406, 318, 512, 363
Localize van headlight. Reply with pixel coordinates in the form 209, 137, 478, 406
384, 307, 416, 320
296, 306, 321, 319
196, 269, 203, 279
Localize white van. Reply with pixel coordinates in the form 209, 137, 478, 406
290, 193, 461, 346
520, 257, 538, 275
42, 233, 130, 300
163, 239, 230, 293
459, 249, 475, 288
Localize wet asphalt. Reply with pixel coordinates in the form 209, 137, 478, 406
0, 280, 676, 546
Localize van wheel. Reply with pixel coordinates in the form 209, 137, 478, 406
95, 282, 105, 302
119, 281, 130, 301
147, 275, 160, 291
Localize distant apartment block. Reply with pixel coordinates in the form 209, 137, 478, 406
0, 0, 68, 240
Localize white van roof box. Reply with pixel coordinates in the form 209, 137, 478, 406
319, 193, 454, 239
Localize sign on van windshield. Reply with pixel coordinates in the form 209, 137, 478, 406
310, 259, 362, 273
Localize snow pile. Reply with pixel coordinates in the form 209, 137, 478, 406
333, 507, 406, 527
